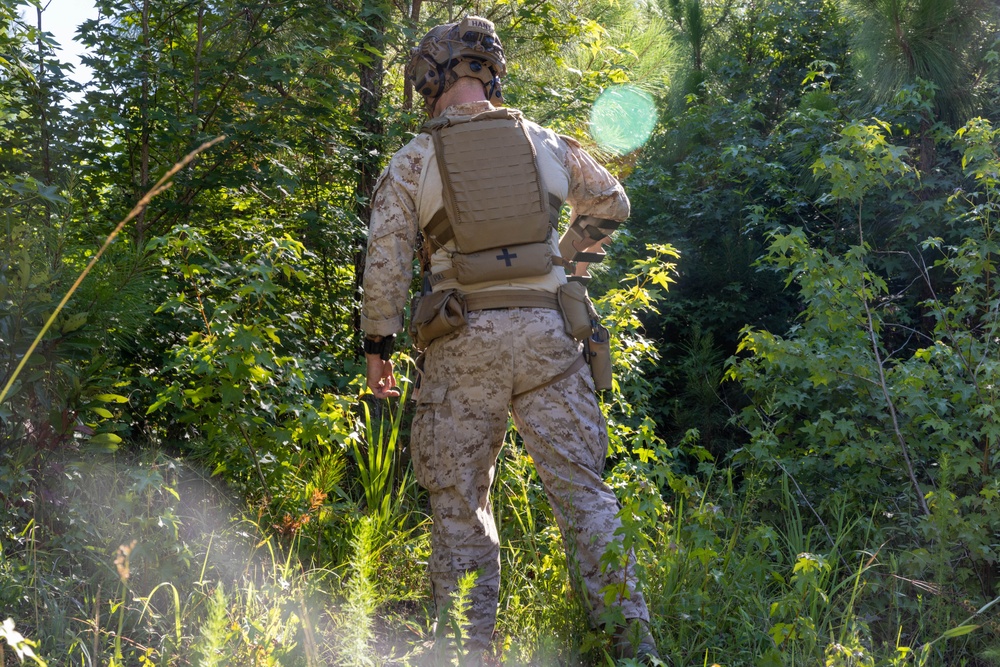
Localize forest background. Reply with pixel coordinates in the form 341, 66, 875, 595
2, 0, 1000, 664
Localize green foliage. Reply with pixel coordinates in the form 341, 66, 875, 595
506, 7, 679, 137
355, 374, 412, 527
433, 569, 478, 665
594, 243, 679, 459
811, 118, 915, 202
192, 584, 230, 667
147, 225, 354, 512
0, 443, 412, 666
337, 515, 379, 666
728, 118, 1000, 664
846, 0, 998, 126
6, 0, 1000, 664
0, 188, 134, 455
624, 87, 805, 453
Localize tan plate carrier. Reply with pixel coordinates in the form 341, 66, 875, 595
411, 109, 614, 391
422, 108, 571, 286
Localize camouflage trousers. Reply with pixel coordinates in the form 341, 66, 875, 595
410, 306, 650, 655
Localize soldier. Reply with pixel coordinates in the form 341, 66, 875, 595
360, 15, 660, 665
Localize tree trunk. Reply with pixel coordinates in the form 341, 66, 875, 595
34, 7, 52, 190
33, 5, 54, 243
135, 0, 151, 245
403, 0, 422, 112
193, 4, 204, 121
352, 2, 389, 336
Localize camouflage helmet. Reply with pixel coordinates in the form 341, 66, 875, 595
407, 15, 506, 113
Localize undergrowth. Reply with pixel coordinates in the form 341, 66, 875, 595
4, 435, 998, 666
2, 231, 998, 666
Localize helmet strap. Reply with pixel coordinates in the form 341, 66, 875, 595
486, 76, 502, 104
428, 61, 499, 114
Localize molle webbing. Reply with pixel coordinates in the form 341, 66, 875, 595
425, 192, 564, 249
429, 112, 552, 254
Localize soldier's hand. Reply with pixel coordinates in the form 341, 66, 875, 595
366, 355, 400, 399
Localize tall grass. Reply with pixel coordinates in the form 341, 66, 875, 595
355, 369, 412, 528
191, 584, 229, 667
3, 436, 997, 666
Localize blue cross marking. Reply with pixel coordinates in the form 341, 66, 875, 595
496, 248, 518, 266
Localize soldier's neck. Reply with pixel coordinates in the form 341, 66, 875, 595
433, 79, 489, 117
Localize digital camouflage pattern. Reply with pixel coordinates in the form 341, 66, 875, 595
411, 308, 649, 653
360, 100, 648, 657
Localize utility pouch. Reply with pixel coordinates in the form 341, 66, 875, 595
585, 324, 613, 391
412, 351, 426, 402
451, 242, 552, 284
410, 289, 467, 350
557, 281, 593, 341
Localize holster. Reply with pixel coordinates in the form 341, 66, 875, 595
585, 324, 613, 391
557, 282, 612, 390
409, 289, 467, 350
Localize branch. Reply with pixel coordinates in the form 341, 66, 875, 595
857, 215, 930, 516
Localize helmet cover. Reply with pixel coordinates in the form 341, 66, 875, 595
408, 16, 506, 112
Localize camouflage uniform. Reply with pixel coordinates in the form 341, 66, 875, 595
361, 101, 649, 654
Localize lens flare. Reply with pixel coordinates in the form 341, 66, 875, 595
589, 84, 658, 155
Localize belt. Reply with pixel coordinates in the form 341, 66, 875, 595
463, 289, 559, 311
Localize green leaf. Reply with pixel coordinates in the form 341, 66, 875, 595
769, 622, 795, 646
61, 312, 88, 333
221, 383, 243, 406
88, 433, 122, 450
94, 394, 129, 403
941, 624, 979, 638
